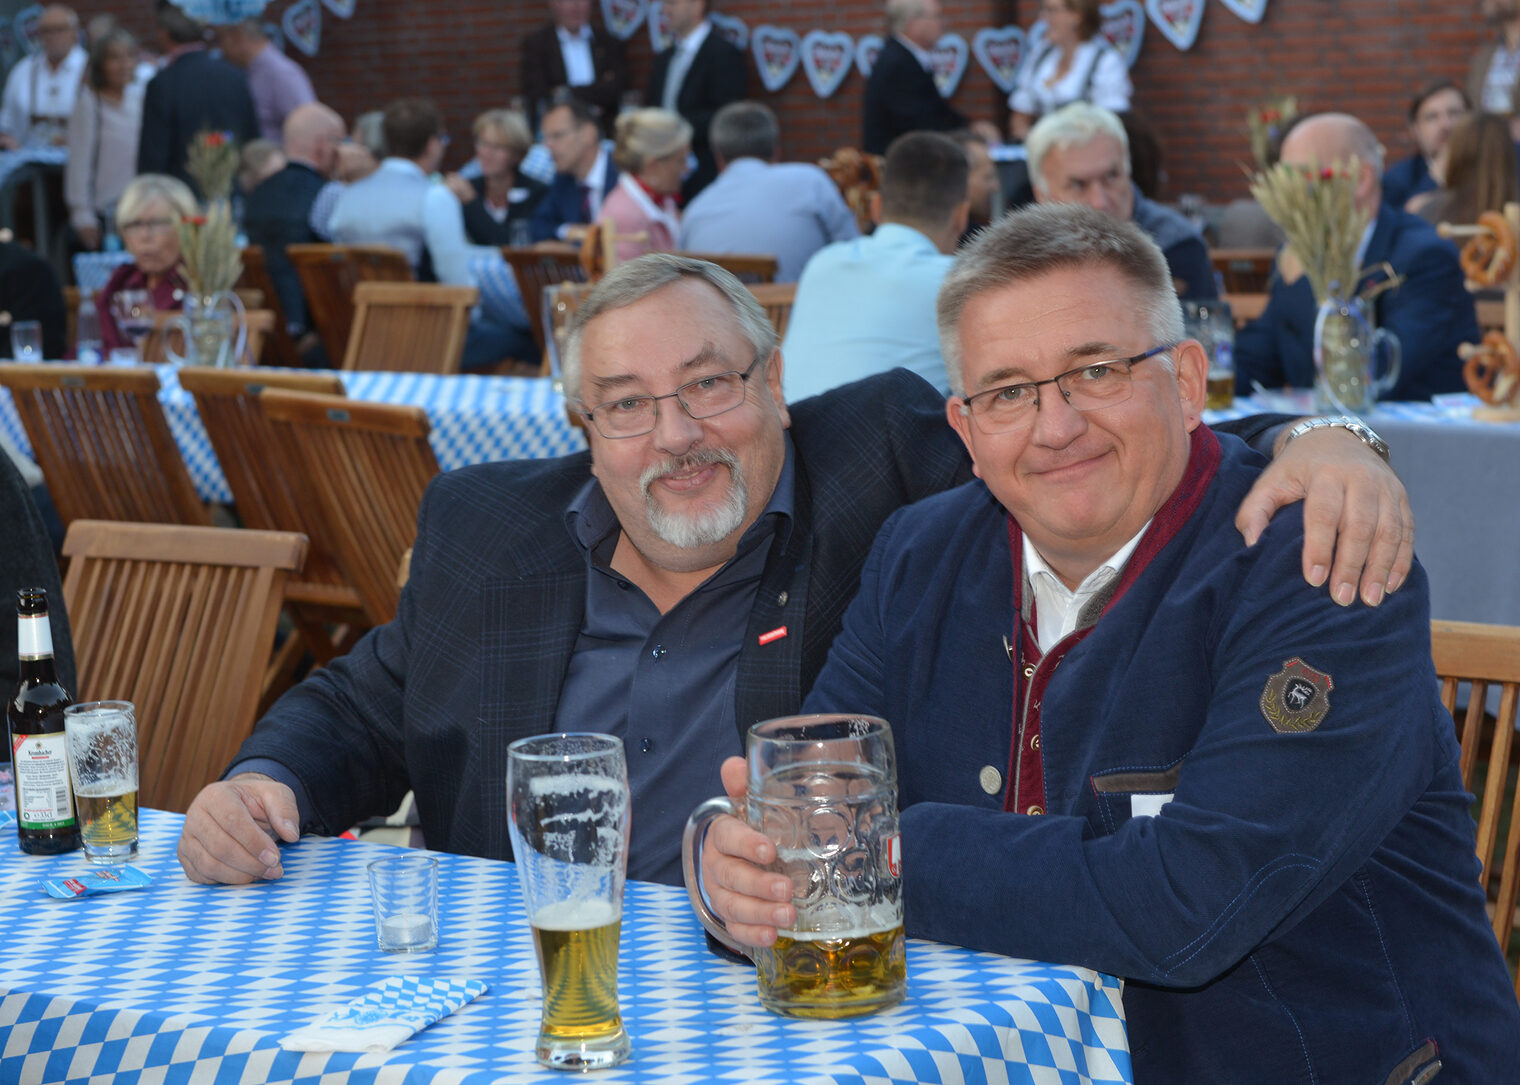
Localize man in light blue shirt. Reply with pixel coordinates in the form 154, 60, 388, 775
782, 131, 967, 400
678, 102, 859, 282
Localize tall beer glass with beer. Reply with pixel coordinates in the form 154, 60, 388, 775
62, 702, 137, 864
683, 714, 906, 1018
507, 733, 631, 1071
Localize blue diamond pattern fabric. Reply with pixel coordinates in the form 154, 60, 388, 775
0, 809, 1132, 1084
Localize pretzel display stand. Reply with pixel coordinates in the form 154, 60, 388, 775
1439, 201, 1520, 421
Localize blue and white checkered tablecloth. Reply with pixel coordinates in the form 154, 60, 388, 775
0, 146, 66, 194
72, 250, 133, 296
0, 810, 1131, 1085
0, 365, 588, 505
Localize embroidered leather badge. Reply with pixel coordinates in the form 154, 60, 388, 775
1260, 657, 1333, 734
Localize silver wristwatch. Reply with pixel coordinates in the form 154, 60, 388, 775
1283, 416, 1390, 462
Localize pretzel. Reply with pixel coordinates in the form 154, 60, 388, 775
1459, 211, 1517, 287
1461, 331, 1520, 405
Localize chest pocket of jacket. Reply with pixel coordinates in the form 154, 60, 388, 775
1089, 763, 1183, 834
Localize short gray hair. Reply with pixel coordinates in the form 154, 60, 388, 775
612, 108, 693, 175
115, 173, 197, 227
562, 254, 778, 407
885, 0, 927, 35
710, 101, 778, 163
937, 203, 1183, 396
1027, 102, 1130, 196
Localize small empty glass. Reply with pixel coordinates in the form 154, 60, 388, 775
368, 855, 439, 952
9, 320, 42, 361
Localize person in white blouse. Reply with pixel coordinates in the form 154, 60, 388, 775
0, 4, 88, 148
1008, 0, 1130, 141
64, 28, 143, 251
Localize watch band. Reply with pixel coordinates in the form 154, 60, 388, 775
1283, 416, 1390, 462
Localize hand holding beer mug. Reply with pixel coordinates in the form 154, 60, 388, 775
63, 702, 138, 864
683, 714, 906, 1018
506, 734, 632, 1071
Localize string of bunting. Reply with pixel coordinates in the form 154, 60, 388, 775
599, 0, 1272, 99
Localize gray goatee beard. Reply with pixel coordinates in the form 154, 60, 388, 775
640, 448, 747, 549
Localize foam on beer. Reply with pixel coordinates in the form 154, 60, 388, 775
533, 898, 620, 931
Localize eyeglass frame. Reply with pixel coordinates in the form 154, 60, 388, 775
578, 353, 767, 439
957, 344, 1174, 432
118, 217, 179, 237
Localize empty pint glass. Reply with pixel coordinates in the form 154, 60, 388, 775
62, 702, 138, 864
507, 734, 632, 1071
684, 714, 905, 1018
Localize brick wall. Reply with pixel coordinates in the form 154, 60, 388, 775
111, 0, 1489, 204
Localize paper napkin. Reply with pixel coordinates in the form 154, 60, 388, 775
281, 975, 488, 1053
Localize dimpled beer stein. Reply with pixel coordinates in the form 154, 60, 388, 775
684, 714, 906, 1018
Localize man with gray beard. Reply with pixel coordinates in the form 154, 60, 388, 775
178, 254, 1415, 887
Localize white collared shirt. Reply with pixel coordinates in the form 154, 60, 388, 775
0, 45, 87, 142
661, 19, 711, 111
557, 25, 595, 87
1023, 521, 1151, 651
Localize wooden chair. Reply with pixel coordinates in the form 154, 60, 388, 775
237, 244, 303, 366
177, 366, 366, 673
62, 520, 307, 813
342, 282, 478, 373
1224, 292, 1268, 329
0, 363, 209, 528
260, 389, 440, 626
1431, 619, 1520, 965
1211, 248, 1276, 294
747, 282, 797, 339
287, 243, 414, 366
677, 251, 779, 283
503, 246, 587, 358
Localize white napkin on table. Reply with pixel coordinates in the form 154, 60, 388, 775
281, 975, 488, 1053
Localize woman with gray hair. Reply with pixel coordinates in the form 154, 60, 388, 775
597, 107, 692, 262
95, 173, 196, 353
457, 108, 546, 246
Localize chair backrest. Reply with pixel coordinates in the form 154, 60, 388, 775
1477, 297, 1506, 338
746, 282, 797, 340
1211, 248, 1276, 294
0, 363, 209, 528
1224, 292, 1268, 329
287, 244, 414, 365
62, 520, 307, 813
342, 281, 478, 373
237, 245, 303, 366
503, 246, 587, 356
678, 250, 779, 284
1430, 619, 1520, 959
260, 388, 440, 626
545, 280, 595, 380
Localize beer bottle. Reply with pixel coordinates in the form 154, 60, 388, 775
7, 588, 79, 853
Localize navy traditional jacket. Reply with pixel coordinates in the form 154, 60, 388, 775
805, 428, 1520, 1082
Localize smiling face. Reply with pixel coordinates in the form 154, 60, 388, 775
945, 263, 1205, 585
576, 277, 790, 575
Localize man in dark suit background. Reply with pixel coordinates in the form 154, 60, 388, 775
176, 252, 1412, 889
863, 0, 965, 155
520, 0, 628, 137
529, 97, 619, 242
648, 0, 746, 200
136, 0, 258, 192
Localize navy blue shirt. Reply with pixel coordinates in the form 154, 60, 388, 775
554, 438, 796, 885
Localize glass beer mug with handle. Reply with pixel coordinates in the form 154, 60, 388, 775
507, 733, 632, 1071
683, 714, 907, 1019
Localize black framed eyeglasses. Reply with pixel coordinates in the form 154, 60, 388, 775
580, 355, 765, 439
958, 345, 1173, 434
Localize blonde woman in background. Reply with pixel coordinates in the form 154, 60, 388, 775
96, 174, 196, 353
597, 107, 691, 262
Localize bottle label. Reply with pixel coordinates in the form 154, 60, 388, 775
12, 732, 75, 829
17, 613, 53, 660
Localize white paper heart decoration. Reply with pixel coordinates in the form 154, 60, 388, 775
750, 25, 800, 93
600, 0, 645, 41
709, 12, 748, 51
647, 1, 671, 53
1217, 0, 1269, 23
930, 33, 969, 99
282, 0, 322, 57
1100, 0, 1146, 67
854, 34, 883, 79
1146, 0, 1203, 51
799, 29, 853, 99
13, 4, 41, 54
320, 0, 355, 18
972, 25, 1027, 95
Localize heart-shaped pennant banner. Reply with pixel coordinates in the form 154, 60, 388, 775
854, 33, 883, 79
13, 4, 41, 54
1145, 0, 1203, 51
600, 0, 645, 41
1217, 0, 1269, 23
1100, 0, 1146, 67
971, 25, 1026, 95
709, 12, 748, 50
647, 1, 671, 53
930, 33, 969, 99
751, 25, 801, 93
282, 0, 322, 57
800, 30, 853, 99
320, 0, 355, 18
